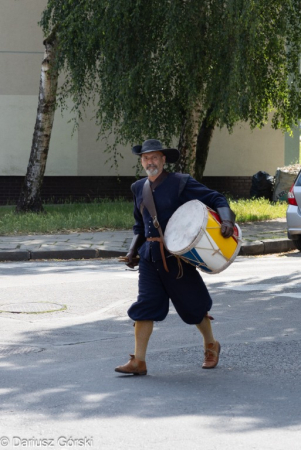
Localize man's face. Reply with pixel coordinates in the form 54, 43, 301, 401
141, 151, 166, 177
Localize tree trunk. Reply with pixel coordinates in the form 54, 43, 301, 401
194, 107, 215, 182
175, 105, 201, 176
16, 30, 58, 213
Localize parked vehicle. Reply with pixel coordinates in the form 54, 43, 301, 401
287, 170, 301, 251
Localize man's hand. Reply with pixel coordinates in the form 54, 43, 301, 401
221, 220, 234, 238
124, 234, 146, 268
125, 251, 137, 268
217, 207, 236, 238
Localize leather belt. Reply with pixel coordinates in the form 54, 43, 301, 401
147, 237, 169, 272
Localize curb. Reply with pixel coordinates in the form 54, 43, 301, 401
0, 250, 31, 261
0, 249, 127, 262
239, 238, 296, 256
0, 240, 297, 262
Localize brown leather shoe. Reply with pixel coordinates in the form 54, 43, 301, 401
202, 341, 221, 369
115, 355, 147, 375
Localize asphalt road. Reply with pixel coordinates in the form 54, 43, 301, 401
0, 252, 300, 450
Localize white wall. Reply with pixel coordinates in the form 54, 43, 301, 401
205, 121, 285, 176
0, 96, 78, 175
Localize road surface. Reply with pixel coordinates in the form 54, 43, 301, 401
0, 252, 300, 450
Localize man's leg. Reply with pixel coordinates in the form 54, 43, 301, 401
196, 314, 215, 346
135, 320, 154, 361
115, 320, 153, 375
115, 256, 168, 375
156, 257, 220, 369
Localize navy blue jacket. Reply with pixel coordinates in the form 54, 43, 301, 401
131, 172, 229, 262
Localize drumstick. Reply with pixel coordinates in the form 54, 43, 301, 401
118, 256, 140, 265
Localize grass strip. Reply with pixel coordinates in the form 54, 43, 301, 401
229, 198, 287, 222
0, 198, 287, 236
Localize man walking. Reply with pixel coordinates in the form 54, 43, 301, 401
115, 139, 235, 375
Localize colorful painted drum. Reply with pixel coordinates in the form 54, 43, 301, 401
164, 200, 242, 274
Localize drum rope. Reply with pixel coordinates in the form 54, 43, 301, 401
179, 255, 210, 270
174, 255, 184, 279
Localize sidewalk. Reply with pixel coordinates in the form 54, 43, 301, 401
0, 218, 296, 261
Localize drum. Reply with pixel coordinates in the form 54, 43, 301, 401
164, 200, 242, 274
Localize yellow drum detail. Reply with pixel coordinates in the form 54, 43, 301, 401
206, 214, 237, 260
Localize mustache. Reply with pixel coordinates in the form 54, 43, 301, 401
146, 164, 157, 169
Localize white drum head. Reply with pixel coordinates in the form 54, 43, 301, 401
164, 200, 208, 254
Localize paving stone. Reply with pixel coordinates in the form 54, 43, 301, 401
19, 245, 42, 251
0, 244, 20, 249
0, 220, 294, 261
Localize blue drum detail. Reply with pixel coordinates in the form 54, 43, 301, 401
182, 248, 212, 273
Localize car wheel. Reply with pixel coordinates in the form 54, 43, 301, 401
293, 236, 301, 251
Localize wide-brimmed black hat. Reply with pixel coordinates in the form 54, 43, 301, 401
132, 139, 180, 163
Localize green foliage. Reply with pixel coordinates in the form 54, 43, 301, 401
40, 0, 301, 151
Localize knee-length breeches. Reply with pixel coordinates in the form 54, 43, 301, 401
127, 255, 213, 324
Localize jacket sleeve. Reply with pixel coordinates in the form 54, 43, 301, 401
179, 176, 230, 211
131, 183, 145, 236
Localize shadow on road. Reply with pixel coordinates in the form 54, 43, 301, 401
0, 259, 301, 434
1, 309, 300, 433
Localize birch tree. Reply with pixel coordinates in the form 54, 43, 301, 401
16, 29, 58, 213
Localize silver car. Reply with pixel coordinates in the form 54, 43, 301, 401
287, 170, 301, 251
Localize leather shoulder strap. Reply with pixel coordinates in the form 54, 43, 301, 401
142, 179, 157, 222
142, 179, 164, 239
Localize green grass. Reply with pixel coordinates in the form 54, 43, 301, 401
0, 200, 134, 235
229, 198, 287, 222
0, 198, 287, 236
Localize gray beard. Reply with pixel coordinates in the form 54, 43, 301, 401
146, 167, 159, 177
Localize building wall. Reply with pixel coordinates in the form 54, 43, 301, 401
204, 121, 285, 177
0, 0, 298, 202
0, 0, 79, 177
77, 108, 286, 178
